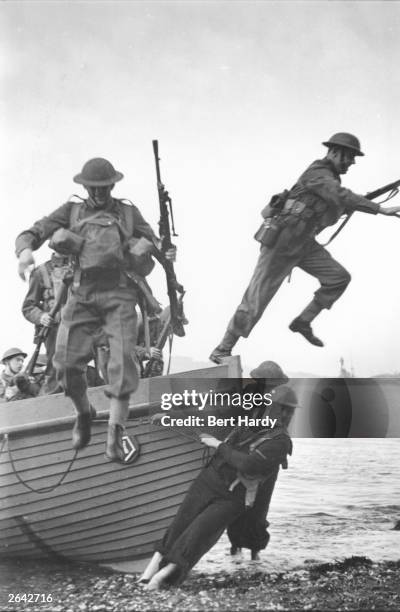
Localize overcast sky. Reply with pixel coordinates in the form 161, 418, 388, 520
1, 0, 399, 376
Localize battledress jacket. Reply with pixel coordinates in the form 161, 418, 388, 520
289, 158, 380, 233
15, 197, 157, 258
22, 261, 70, 332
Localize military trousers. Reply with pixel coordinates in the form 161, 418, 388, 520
41, 326, 59, 394
228, 239, 351, 338
54, 278, 139, 400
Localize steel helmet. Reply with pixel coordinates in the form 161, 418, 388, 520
322, 132, 364, 156
73, 158, 124, 186
272, 385, 299, 410
250, 360, 289, 385
2, 347, 27, 364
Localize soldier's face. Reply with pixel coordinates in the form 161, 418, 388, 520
331, 148, 356, 174
7, 356, 25, 374
86, 184, 114, 208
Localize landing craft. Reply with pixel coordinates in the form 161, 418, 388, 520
0, 357, 398, 563
0, 358, 241, 563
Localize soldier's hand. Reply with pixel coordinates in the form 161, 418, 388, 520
40, 313, 54, 327
149, 347, 162, 360
5, 385, 18, 400
164, 246, 177, 262
14, 374, 31, 393
379, 204, 400, 216
150, 412, 165, 425
199, 433, 222, 449
18, 249, 35, 281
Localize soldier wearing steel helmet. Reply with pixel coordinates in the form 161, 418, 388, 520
227, 383, 298, 561
22, 253, 73, 394
210, 132, 400, 361
16, 157, 176, 462
0, 348, 27, 401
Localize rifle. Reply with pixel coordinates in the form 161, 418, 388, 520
366, 179, 400, 209
142, 311, 173, 378
323, 178, 400, 245
25, 271, 72, 376
152, 140, 186, 337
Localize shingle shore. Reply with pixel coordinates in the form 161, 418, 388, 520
1, 556, 399, 611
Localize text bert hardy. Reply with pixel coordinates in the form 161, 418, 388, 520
158, 390, 277, 428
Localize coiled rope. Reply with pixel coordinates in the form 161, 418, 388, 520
1, 433, 78, 495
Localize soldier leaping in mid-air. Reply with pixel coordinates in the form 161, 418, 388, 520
210, 132, 400, 363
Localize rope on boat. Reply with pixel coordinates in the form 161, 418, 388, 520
166, 331, 174, 375
2, 433, 78, 495
149, 423, 211, 465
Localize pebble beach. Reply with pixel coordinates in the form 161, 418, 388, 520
1, 556, 400, 611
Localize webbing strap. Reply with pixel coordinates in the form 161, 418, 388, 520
320, 212, 353, 247
39, 263, 52, 289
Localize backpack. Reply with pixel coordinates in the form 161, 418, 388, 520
69, 200, 134, 272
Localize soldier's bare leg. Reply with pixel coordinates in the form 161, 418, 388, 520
138, 551, 163, 584
144, 563, 178, 591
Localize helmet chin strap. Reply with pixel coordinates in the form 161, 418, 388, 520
329, 147, 349, 173
338, 149, 348, 173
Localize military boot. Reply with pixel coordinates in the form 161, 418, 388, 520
105, 424, 140, 465
209, 330, 239, 364
289, 317, 324, 347
71, 405, 96, 450
105, 424, 126, 463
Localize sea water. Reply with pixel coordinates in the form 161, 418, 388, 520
197, 439, 400, 572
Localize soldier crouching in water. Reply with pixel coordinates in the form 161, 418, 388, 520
210, 132, 400, 362
16, 157, 176, 463
138, 367, 293, 590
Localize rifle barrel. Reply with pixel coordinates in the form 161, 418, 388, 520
366, 180, 400, 201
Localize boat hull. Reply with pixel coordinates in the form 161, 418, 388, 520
0, 358, 242, 562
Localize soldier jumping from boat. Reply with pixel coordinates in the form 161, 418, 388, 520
16, 156, 176, 463
210, 133, 400, 362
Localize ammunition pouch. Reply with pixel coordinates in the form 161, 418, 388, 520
127, 237, 155, 277
255, 195, 318, 249
49, 229, 85, 256
254, 218, 282, 248
259, 190, 289, 218
282, 198, 307, 216
254, 190, 290, 247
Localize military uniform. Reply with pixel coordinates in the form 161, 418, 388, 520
15, 157, 164, 461
16, 197, 157, 401
0, 348, 29, 402
22, 256, 71, 393
216, 156, 380, 351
